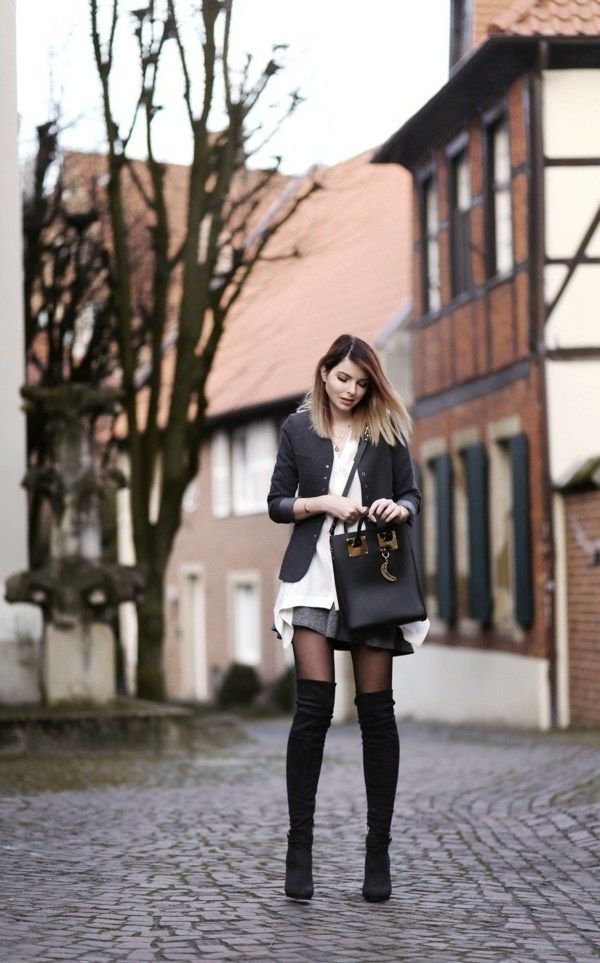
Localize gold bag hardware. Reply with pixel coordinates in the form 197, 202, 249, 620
377, 530, 398, 551
346, 535, 368, 557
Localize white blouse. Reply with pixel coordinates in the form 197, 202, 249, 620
273, 436, 430, 651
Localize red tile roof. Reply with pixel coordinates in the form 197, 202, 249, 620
205, 151, 412, 417
474, 1, 519, 41
36, 149, 411, 428
489, 0, 600, 35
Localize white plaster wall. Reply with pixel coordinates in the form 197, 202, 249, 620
0, 0, 42, 703
545, 264, 600, 348
545, 360, 600, 484
543, 70, 600, 350
392, 644, 552, 730
543, 69, 600, 158
542, 70, 600, 485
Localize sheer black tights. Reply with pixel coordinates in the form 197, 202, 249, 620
291, 627, 393, 693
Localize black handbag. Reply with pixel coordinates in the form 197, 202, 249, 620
329, 439, 427, 630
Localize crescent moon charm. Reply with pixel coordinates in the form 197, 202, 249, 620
380, 558, 397, 582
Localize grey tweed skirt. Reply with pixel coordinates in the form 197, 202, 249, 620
272, 604, 414, 657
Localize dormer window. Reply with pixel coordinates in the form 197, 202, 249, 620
450, 0, 473, 69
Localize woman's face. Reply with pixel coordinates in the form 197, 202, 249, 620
321, 355, 370, 418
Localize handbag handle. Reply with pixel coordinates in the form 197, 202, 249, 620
345, 511, 393, 542
328, 438, 368, 539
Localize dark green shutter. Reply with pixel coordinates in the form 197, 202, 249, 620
413, 463, 425, 586
508, 433, 533, 629
434, 454, 456, 623
464, 443, 492, 623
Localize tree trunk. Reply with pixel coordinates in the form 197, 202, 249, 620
136, 567, 166, 701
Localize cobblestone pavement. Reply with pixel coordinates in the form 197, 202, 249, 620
0, 715, 599, 963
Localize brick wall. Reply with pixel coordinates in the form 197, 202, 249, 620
414, 359, 551, 661
405, 72, 551, 660
412, 76, 531, 401
564, 489, 600, 726
164, 435, 291, 701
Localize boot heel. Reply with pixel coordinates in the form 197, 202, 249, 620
362, 834, 392, 902
285, 833, 314, 900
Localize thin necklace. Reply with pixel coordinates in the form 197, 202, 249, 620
331, 422, 351, 453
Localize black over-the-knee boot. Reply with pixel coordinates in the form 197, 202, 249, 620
285, 678, 336, 900
354, 687, 399, 902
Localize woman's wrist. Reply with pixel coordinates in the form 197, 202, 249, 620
305, 496, 326, 514
293, 495, 325, 519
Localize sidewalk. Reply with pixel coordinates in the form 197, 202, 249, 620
0, 716, 598, 962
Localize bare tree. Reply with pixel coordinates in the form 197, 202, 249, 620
90, 0, 317, 699
23, 121, 118, 567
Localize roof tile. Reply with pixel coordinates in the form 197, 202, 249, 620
489, 0, 600, 36
205, 151, 412, 417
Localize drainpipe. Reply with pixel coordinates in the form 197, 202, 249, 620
528, 41, 558, 728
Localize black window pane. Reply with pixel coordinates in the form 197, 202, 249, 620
450, 150, 471, 296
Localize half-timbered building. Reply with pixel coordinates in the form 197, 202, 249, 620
374, 0, 600, 727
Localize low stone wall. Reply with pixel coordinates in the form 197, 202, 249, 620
0, 699, 249, 757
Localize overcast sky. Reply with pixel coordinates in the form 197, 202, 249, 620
16, 0, 450, 175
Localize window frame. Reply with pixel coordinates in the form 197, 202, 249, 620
211, 429, 232, 519
483, 106, 514, 280
447, 133, 472, 299
227, 570, 262, 667
417, 164, 441, 316
231, 418, 278, 517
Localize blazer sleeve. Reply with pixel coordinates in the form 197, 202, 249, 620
391, 438, 421, 528
267, 417, 299, 524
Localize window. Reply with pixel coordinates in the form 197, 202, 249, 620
421, 176, 441, 314
232, 419, 277, 515
229, 573, 261, 666
486, 116, 513, 277
211, 430, 231, 518
449, 148, 472, 297
450, 0, 472, 68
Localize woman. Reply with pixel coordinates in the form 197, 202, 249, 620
267, 333, 430, 903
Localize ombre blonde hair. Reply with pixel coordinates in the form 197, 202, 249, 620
297, 334, 413, 446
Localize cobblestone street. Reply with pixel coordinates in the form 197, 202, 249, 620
1, 714, 599, 963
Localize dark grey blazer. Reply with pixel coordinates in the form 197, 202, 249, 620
267, 409, 421, 582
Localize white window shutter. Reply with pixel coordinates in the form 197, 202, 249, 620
211, 430, 231, 518
231, 420, 277, 515
233, 580, 261, 666
231, 427, 248, 514
248, 421, 277, 512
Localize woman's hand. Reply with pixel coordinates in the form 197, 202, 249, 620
368, 499, 410, 524
321, 495, 368, 523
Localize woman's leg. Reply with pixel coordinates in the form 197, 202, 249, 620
291, 626, 336, 681
351, 645, 398, 901
284, 628, 336, 899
